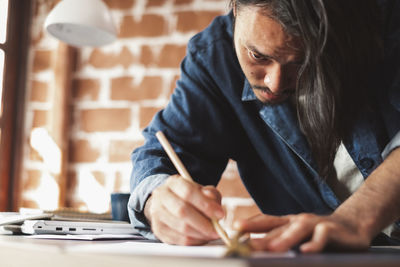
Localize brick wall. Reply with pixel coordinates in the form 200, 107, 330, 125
21, 0, 261, 228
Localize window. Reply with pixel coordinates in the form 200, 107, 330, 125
0, 0, 8, 114
0, 0, 32, 211
0, 0, 8, 43
0, 49, 4, 114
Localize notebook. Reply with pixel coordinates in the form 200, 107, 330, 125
21, 219, 140, 235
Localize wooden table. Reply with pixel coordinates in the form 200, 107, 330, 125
0, 235, 399, 267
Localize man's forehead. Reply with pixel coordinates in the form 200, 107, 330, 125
236, 6, 303, 59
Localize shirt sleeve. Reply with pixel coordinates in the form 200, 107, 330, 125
382, 130, 400, 159
128, 174, 169, 240
129, 36, 236, 199
128, 13, 240, 238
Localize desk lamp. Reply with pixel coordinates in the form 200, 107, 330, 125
44, 0, 117, 47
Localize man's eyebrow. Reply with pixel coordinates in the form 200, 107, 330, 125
246, 44, 275, 60
247, 44, 304, 64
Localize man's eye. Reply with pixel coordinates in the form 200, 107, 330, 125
248, 50, 267, 61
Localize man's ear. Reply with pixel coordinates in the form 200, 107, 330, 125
232, 1, 237, 17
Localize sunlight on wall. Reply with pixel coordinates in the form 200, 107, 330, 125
30, 128, 61, 174
23, 172, 59, 210
29, 127, 111, 212
77, 170, 110, 213
27, 128, 61, 210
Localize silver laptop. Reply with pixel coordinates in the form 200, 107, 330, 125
21, 219, 140, 235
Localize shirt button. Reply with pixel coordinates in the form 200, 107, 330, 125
360, 158, 374, 169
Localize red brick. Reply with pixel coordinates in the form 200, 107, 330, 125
92, 171, 106, 186
65, 170, 77, 207
119, 15, 167, 38
32, 110, 48, 127
72, 78, 100, 101
69, 139, 101, 163
23, 170, 42, 191
66, 170, 77, 190
174, 0, 193, 5
139, 106, 162, 129
32, 50, 52, 72
88, 46, 135, 69
69, 200, 88, 211
139, 44, 186, 68
20, 200, 39, 209
88, 48, 115, 68
109, 140, 144, 162
176, 11, 222, 33
119, 46, 136, 69
30, 81, 48, 102
139, 45, 156, 67
147, 0, 168, 7
80, 108, 131, 132
103, 0, 134, 9
31, 31, 44, 46
158, 44, 186, 68
111, 76, 163, 101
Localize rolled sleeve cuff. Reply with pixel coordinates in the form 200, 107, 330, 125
382, 131, 400, 159
128, 174, 169, 240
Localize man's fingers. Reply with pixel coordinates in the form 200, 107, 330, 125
300, 222, 332, 253
154, 221, 209, 246
249, 225, 288, 251
157, 199, 214, 240
233, 212, 373, 253
160, 186, 218, 239
301, 222, 370, 253
234, 214, 289, 233
167, 176, 225, 220
266, 215, 318, 252
202, 185, 222, 203
301, 220, 371, 253
249, 220, 313, 252
148, 175, 227, 245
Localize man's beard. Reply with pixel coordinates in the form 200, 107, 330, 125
252, 84, 295, 105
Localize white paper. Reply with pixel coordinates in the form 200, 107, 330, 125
25, 234, 146, 241
67, 240, 296, 258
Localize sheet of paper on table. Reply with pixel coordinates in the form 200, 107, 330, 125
67, 240, 296, 258
25, 234, 146, 241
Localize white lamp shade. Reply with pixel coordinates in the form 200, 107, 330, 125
44, 0, 117, 47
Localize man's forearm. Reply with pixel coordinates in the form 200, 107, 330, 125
333, 148, 400, 239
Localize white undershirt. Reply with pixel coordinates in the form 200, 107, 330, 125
330, 142, 364, 202
329, 142, 399, 239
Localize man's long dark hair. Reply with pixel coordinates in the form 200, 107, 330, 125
232, 0, 383, 178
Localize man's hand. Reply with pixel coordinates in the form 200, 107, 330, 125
235, 148, 400, 253
144, 175, 225, 245
234, 213, 371, 253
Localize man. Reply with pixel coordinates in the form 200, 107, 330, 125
128, 0, 400, 252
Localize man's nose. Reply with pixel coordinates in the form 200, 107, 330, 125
264, 64, 285, 94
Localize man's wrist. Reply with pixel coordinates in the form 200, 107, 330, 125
330, 205, 376, 242
144, 194, 153, 226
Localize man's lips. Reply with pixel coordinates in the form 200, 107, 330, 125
258, 89, 282, 101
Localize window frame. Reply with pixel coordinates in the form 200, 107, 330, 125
0, 0, 32, 211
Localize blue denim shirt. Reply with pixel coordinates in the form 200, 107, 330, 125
129, 1, 400, 243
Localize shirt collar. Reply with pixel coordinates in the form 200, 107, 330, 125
241, 79, 257, 102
